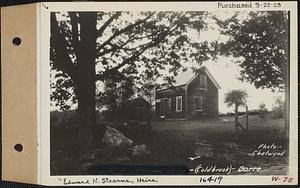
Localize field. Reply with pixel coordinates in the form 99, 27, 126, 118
146, 115, 288, 175
51, 114, 289, 175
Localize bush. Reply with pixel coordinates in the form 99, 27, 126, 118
50, 110, 79, 128
271, 108, 284, 119
118, 120, 151, 141
101, 109, 124, 121
258, 103, 268, 119
50, 110, 150, 145
271, 97, 285, 119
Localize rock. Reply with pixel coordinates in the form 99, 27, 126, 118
132, 144, 150, 156
79, 128, 136, 174
101, 126, 133, 148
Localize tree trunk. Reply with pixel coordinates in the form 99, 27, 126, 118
235, 105, 239, 132
77, 81, 95, 153
76, 13, 98, 153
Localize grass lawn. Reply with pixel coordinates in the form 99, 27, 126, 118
143, 115, 288, 175
51, 114, 289, 175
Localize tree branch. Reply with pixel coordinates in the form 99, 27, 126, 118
95, 24, 179, 81
98, 35, 143, 57
97, 12, 121, 38
68, 12, 80, 58
96, 12, 155, 52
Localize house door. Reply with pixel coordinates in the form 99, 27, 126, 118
160, 99, 166, 118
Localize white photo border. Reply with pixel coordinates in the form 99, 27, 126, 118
38, 1, 298, 186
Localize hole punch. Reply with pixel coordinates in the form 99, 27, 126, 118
14, 144, 23, 152
12, 37, 21, 46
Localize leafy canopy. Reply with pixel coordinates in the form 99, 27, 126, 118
50, 11, 218, 110
215, 11, 288, 91
224, 89, 248, 108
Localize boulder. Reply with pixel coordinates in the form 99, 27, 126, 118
101, 126, 133, 148
132, 144, 150, 156
79, 126, 136, 174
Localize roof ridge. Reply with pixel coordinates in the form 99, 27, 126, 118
156, 66, 221, 92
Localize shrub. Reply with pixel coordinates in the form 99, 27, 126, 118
271, 97, 285, 119
50, 110, 79, 128
258, 103, 268, 119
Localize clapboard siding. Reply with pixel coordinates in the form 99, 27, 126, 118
155, 67, 219, 119
205, 75, 219, 118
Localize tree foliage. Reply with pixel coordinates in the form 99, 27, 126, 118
272, 96, 284, 119
258, 103, 268, 119
216, 11, 289, 91
225, 89, 248, 132
96, 78, 135, 111
50, 11, 217, 110
224, 89, 248, 108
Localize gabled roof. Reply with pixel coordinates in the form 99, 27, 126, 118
186, 66, 221, 89
156, 66, 221, 92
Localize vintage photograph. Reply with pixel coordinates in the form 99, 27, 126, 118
49, 10, 289, 176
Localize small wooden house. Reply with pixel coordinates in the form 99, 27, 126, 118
155, 67, 221, 119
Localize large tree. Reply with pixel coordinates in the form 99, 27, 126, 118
50, 12, 216, 152
215, 11, 289, 91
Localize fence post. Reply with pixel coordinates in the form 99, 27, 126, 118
246, 106, 248, 130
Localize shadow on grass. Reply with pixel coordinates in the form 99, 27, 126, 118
50, 115, 288, 175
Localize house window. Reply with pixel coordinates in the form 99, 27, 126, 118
200, 75, 207, 89
195, 96, 203, 111
176, 96, 182, 112
167, 98, 172, 113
